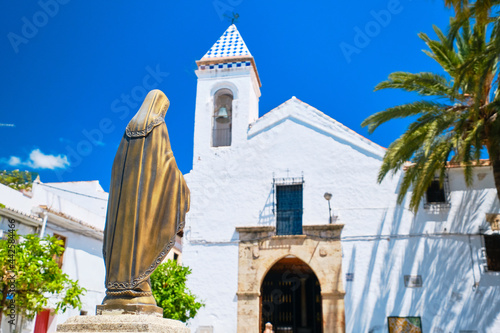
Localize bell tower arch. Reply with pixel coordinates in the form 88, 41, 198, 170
212, 88, 233, 147
192, 25, 261, 166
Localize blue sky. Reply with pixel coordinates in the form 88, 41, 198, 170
0, 1, 453, 191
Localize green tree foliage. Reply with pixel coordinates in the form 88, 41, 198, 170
150, 260, 204, 322
362, 19, 500, 212
0, 232, 86, 322
0, 170, 38, 191
444, 1, 499, 28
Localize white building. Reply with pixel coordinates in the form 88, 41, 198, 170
0, 178, 107, 333
183, 25, 500, 332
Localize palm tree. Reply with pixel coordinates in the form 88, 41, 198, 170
361, 22, 500, 212
444, 1, 497, 26
444, 1, 500, 52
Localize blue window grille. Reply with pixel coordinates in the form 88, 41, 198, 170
274, 177, 303, 235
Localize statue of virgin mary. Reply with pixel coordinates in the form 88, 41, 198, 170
102, 89, 190, 307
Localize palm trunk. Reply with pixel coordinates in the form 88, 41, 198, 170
487, 144, 500, 205
492, 156, 500, 204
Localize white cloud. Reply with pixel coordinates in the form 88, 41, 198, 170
4, 149, 70, 170
8, 156, 21, 166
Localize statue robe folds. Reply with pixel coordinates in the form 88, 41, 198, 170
103, 89, 189, 294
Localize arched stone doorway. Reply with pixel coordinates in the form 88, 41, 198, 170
260, 256, 322, 333
236, 225, 345, 333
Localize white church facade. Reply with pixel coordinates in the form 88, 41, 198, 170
183, 25, 500, 333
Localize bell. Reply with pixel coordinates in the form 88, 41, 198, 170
215, 106, 230, 123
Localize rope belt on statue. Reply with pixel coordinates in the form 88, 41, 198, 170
106, 290, 153, 297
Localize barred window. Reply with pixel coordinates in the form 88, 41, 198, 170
426, 180, 445, 203
424, 177, 450, 209
275, 182, 303, 236
484, 235, 500, 271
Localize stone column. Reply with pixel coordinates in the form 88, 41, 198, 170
321, 292, 345, 333
236, 292, 260, 333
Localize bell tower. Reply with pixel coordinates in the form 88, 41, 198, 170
192, 25, 261, 165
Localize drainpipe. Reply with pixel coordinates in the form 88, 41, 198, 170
39, 211, 48, 238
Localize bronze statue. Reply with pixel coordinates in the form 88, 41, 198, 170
102, 89, 190, 308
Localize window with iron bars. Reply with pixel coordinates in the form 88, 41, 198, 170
424, 175, 451, 209
484, 234, 500, 272
274, 177, 303, 236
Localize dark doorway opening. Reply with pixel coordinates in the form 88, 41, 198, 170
260, 256, 322, 333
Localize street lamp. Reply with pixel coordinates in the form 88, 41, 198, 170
324, 192, 333, 224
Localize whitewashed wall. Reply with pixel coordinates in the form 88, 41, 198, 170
43, 225, 105, 327
0, 183, 36, 216
184, 92, 500, 332
0, 181, 107, 333
31, 181, 108, 230
342, 167, 500, 333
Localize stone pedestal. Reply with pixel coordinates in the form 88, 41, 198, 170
95, 304, 164, 317
56, 314, 190, 333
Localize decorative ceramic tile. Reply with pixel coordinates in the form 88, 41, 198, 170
388, 317, 422, 333
202, 24, 252, 59
199, 61, 251, 70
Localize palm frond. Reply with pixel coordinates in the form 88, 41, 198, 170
362, 101, 448, 134
377, 111, 458, 184
406, 137, 454, 210
420, 31, 461, 75
375, 72, 454, 97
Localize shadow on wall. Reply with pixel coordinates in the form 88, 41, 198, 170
347, 207, 388, 332
450, 189, 497, 234
346, 189, 500, 333
259, 184, 275, 225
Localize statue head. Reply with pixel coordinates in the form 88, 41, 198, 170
126, 89, 170, 138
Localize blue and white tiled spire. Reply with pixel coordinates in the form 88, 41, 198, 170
197, 24, 261, 87
202, 25, 252, 59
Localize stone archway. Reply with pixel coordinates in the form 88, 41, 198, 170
260, 256, 323, 332
236, 225, 345, 333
